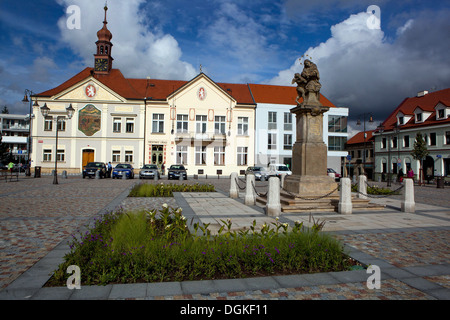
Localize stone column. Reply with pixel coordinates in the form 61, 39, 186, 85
244, 174, 256, 205
284, 105, 338, 197
338, 177, 352, 214
266, 177, 281, 217
357, 175, 367, 199
229, 172, 239, 199
401, 178, 415, 213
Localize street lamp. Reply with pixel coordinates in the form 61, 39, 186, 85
356, 113, 374, 177
22, 90, 39, 176
40, 103, 74, 184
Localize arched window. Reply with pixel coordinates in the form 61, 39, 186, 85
100, 46, 104, 54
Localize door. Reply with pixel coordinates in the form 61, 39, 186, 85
82, 149, 95, 168
151, 145, 164, 166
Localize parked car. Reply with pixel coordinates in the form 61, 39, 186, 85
168, 165, 187, 180
327, 168, 341, 181
139, 164, 160, 179
268, 163, 292, 178
82, 162, 107, 179
112, 163, 134, 179
245, 166, 269, 181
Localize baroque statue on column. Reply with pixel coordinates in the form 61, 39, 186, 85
292, 59, 322, 111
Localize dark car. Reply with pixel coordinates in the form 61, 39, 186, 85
139, 164, 160, 179
245, 166, 269, 181
168, 165, 187, 180
83, 162, 107, 179
112, 163, 135, 179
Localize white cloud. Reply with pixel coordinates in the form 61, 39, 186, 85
269, 10, 450, 121
56, 0, 196, 80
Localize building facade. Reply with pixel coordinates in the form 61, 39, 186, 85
30, 6, 347, 176
344, 130, 375, 179
373, 89, 450, 181
0, 114, 30, 164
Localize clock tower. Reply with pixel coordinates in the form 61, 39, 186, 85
94, 5, 113, 74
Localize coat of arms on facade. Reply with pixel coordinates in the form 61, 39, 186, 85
78, 104, 101, 136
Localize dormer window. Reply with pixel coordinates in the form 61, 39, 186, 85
398, 116, 404, 125
438, 109, 445, 119
416, 113, 422, 122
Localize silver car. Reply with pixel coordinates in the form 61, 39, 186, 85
139, 164, 160, 179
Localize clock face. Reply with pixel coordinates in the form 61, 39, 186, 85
95, 58, 108, 71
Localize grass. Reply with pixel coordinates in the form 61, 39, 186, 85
128, 182, 216, 197
46, 204, 359, 287
351, 184, 401, 195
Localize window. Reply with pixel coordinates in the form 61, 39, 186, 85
43, 149, 52, 161
382, 138, 387, 149
44, 117, 53, 131
214, 146, 225, 165
152, 114, 164, 133
237, 147, 248, 166
176, 146, 188, 164
268, 112, 277, 130
196, 115, 207, 133
393, 137, 398, 149
446, 131, 450, 145
176, 114, 188, 133
214, 116, 226, 135
328, 136, 347, 151
438, 109, 445, 119
195, 146, 207, 165
112, 150, 121, 162
404, 135, 410, 148
56, 149, 65, 162
125, 151, 133, 163
126, 118, 134, 133
113, 118, 121, 133
357, 150, 361, 158
57, 119, 66, 131
284, 112, 292, 131
416, 113, 422, 122
398, 116, 404, 125
429, 132, 436, 146
283, 134, 292, 150
237, 117, 248, 135
268, 133, 277, 150
328, 116, 348, 133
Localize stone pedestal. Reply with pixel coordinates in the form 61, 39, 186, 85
284, 104, 338, 198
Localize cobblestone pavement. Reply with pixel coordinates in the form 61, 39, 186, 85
0, 175, 449, 301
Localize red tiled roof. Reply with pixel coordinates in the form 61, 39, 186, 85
346, 130, 375, 145
380, 88, 450, 132
36, 68, 337, 108
247, 83, 336, 108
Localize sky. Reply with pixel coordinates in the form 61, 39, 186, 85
1, 0, 449, 136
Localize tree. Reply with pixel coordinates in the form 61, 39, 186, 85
411, 132, 429, 185
1, 106, 9, 114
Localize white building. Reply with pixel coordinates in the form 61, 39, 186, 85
0, 114, 30, 163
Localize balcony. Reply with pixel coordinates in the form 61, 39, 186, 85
174, 131, 227, 144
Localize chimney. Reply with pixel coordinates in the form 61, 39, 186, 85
417, 90, 428, 97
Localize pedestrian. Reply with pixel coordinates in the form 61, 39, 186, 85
407, 168, 414, 181
107, 162, 112, 178
161, 162, 165, 176
7, 161, 14, 173
398, 168, 404, 183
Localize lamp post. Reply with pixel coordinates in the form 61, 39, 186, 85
356, 113, 374, 177
40, 103, 74, 184
22, 90, 39, 176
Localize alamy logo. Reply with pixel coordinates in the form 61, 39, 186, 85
66, 265, 81, 289
366, 265, 381, 289
366, 5, 381, 30
66, 5, 81, 30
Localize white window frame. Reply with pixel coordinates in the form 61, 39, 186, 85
56, 149, 65, 162
113, 117, 122, 133
125, 150, 133, 163
112, 150, 121, 163
126, 118, 135, 133
195, 146, 207, 165
284, 112, 292, 131
176, 114, 189, 133
237, 117, 248, 135
268, 112, 277, 130
237, 146, 248, 166
214, 146, 225, 165
176, 145, 188, 164
43, 149, 52, 162
283, 134, 292, 150
268, 133, 277, 150
214, 116, 226, 135
44, 117, 53, 131
196, 115, 207, 134
152, 114, 164, 133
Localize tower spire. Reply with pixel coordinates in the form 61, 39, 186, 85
94, 3, 113, 74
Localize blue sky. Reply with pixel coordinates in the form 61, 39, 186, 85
1, 0, 449, 133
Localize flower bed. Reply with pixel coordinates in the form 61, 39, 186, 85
46, 205, 359, 286
128, 182, 215, 197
